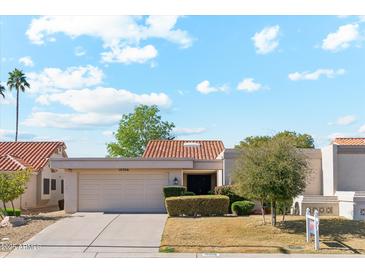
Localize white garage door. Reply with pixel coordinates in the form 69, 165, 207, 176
78, 172, 168, 212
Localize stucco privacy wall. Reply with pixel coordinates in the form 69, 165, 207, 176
302, 149, 322, 195
223, 148, 323, 194
63, 169, 184, 213
322, 144, 337, 196
337, 146, 365, 191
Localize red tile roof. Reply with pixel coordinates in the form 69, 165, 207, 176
332, 138, 365, 146
142, 140, 225, 160
0, 142, 66, 171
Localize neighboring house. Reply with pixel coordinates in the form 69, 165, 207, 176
50, 138, 365, 220
0, 141, 67, 209
294, 138, 365, 220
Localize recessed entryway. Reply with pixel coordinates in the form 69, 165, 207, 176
187, 174, 213, 195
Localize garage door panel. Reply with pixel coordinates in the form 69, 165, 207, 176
78, 172, 168, 212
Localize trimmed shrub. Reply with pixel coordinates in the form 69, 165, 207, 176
183, 191, 195, 196
165, 195, 229, 217
231, 201, 255, 216
214, 185, 246, 213
2, 208, 21, 217
163, 186, 186, 198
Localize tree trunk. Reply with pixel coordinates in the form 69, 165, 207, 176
2, 201, 7, 216
282, 206, 286, 222
271, 200, 277, 226
11, 200, 15, 215
15, 89, 19, 142
260, 200, 266, 225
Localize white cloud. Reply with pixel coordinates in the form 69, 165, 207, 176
173, 127, 207, 136
101, 45, 158, 64
196, 80, 229, 95
0, 92, 15, 105
36, 87, 172, 113
28, 65, 103, 93
336, 115, 357, 126
19, 56, 34, 67
23, 112, 122, 129
359, 125, 365, 133
102, 130, 114, 138
26, 16, 192, 64
0, 128, 36, 140
252, 25, 280, 54
328, 132, 350, 140
288, 68, 345, 81
322, 24, 360, 51
236, 78, 263, 92
74, 46, 86, 56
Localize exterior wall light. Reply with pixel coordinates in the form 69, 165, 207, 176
173, 177, 179, 185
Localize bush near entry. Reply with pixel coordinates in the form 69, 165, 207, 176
163, 186, 187, 198
1, 208, 21, 216
214, 185, 246, 212
165, 195, 229, 217
183, 191, 195, 196
231, 201, 255, 216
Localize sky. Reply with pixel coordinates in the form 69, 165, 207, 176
0, 15, 365, 156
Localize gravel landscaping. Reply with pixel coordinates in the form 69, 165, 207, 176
0, 210, 67, 256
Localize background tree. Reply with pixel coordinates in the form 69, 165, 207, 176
0, 83, 5, 98
7, 68, 30, 142
233, 136, 309, 226
236, 130, 314, 149
107, 105, 175, 157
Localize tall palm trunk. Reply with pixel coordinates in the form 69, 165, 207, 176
15, 88, 19, 142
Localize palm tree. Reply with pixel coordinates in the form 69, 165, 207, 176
0, 83, 5, 98
7, 69, 30, 142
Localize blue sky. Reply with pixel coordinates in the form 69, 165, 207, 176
1, 15, 365, 156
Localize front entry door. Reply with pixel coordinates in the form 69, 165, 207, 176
187, 175, 212, 195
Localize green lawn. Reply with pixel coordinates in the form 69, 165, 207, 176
160, 215, 365, 254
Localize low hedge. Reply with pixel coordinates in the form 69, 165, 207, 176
183, 191, 195, 196
1, 208, 21, 217
213, 185, 246, 213
165, 195, 229, 217
231, 201, 255, 216
163, 186, 186, 198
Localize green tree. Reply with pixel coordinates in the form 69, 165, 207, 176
236, 130, 314, 149
7, 68, 30, 142
0, 169, 31, 215
0, 173, 12, 214
107, 105, 175, 157
233, 136, 309, 226
0, 83, 5, 98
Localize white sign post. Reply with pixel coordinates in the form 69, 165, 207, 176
306, 208, 320, 250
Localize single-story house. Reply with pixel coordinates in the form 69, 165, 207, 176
50, 138, 365, 220
0, 141, 67, 209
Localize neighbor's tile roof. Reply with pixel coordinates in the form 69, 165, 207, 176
332, 138, 365, 146
0, 141, 66, 171
142, 140, 225, 160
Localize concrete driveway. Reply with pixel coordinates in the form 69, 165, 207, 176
7, 213, 169, 258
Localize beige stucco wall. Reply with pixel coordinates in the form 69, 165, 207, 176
224, 148, 323, 195
303, 150, 322, 195
12, 174, 37, 209
337, 153, 365, 191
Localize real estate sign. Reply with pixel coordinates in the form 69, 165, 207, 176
306, 208, 320, 250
